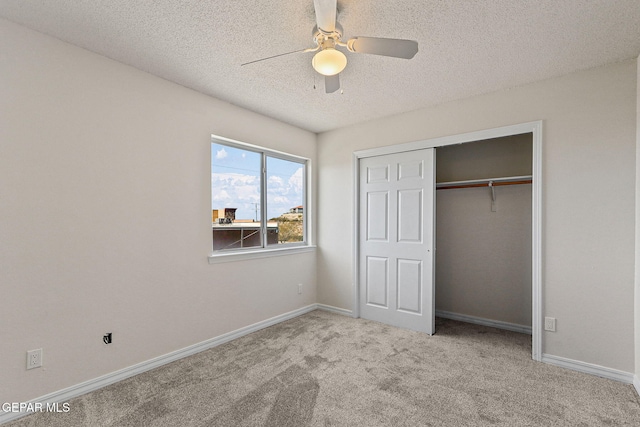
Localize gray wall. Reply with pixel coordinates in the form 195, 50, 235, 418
436, 133, 533, 182
435, 135, 532, 327
435, 185, 532, 327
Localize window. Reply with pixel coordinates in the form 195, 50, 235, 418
211, 137, 307, 254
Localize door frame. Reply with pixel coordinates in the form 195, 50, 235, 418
352, 121, 543, 361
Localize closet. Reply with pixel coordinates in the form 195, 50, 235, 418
435, 133, 533, 334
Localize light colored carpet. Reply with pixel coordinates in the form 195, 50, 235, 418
8, 310, 640, 426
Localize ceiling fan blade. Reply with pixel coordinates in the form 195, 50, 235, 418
346, 37, 418, 59
325, 74, 340, 93
313, 0, 337, 32
241, 47, 317, 66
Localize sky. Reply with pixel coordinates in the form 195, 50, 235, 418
211, 143, 304, 221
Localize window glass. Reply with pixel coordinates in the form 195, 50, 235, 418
211, 140, 307, 252
211, 143, 262, 250
266, 156, 305, 245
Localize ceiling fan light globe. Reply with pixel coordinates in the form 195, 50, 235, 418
312, 48, 347, 76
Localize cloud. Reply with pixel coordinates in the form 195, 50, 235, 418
212, 189, 230, 202
270, 196, 290, 205
215, 148, 228, 160
267, 175, 287, 198
288, 167, 303, 193
212, 172, 260, 218
213, 167, 305, 220
266, 167, 304, 217
268, 175, 284, 186
213, 172, 257, 187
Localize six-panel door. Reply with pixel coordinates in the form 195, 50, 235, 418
359, 149, 435, 334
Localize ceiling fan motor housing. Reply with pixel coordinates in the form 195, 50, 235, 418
313, 23, 344, 48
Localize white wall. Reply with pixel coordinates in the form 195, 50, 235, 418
0, 18, 317, 404
318, 60, 637, 372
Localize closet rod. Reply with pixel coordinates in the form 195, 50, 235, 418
436, 175, 532, 190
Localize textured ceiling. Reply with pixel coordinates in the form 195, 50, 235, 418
1, 1, 639, 133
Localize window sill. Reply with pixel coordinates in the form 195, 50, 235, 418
208, 245, 316, 264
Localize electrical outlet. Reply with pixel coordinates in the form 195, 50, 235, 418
26, 348, 42, 370
298, 284, 302, 295
544, 317, 556, 332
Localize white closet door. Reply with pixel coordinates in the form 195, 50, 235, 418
358, 149, 435, 334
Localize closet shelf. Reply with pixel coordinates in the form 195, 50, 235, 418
436, 175, 532, 190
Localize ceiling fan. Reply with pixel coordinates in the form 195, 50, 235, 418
241, 0, 419, 93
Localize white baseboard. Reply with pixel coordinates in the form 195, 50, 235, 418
435, 310, 532, 335
634, 375, 640, 396
0, 304, 318, 425
542, 353, 634, 384
316, 303, 353, 316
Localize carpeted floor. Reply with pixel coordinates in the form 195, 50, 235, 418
8, 310, 640, 426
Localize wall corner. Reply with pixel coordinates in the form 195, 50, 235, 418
635, 55, 640, 382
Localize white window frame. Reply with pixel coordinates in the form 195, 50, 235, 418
208, 135, 314, 264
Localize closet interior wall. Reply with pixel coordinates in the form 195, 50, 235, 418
435, 133, 533, 331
